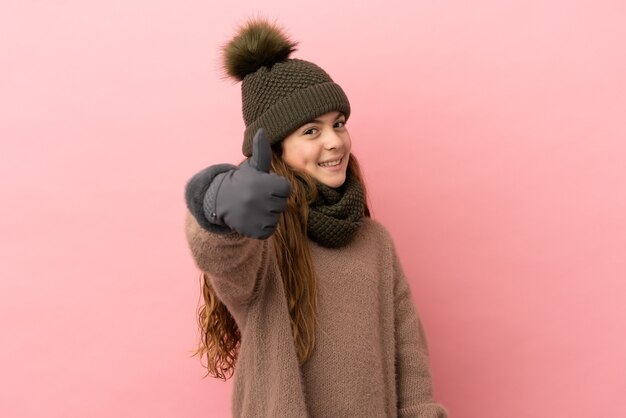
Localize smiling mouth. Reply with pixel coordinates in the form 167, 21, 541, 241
318, 157, 343, 167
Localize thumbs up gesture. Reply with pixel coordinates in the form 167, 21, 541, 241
214, 128, 292, 239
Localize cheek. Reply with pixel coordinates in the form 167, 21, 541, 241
345, 134, 352, 152
283, 144, 315, 171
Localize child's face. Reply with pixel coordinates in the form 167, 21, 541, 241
281, 111, 352, 188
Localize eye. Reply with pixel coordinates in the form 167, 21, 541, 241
304, 127, 318, 135
335, 120, 346, 128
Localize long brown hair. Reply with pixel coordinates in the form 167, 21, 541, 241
192, 149, 371, 380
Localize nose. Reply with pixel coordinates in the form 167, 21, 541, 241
323, 130, 343, 150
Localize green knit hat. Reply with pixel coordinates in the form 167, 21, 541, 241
221, 18, 351, 157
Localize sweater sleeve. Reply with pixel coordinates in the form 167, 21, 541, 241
184, 210, 274, 310
392, 247, 449, 418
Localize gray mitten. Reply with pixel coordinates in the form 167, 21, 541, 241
208, 128, 292, 239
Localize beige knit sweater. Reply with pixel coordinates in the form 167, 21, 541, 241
184, 211, 448, 418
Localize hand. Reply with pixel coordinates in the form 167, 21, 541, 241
214, 128, 292, 239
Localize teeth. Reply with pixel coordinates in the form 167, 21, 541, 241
319, 158, 341, 167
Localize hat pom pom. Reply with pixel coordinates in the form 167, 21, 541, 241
222, 18, 298, 82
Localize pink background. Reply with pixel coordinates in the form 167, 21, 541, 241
1, 1, 625, 417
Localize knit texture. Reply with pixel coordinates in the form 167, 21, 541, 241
184, 212, 449, 418
240, 58, 350, 157
304, 168, 365, 248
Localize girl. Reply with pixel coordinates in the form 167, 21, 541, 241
184, 18, 448, 418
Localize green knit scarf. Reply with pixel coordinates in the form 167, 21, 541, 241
304, 170, 365, 248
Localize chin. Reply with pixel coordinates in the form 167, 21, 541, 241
320, 174, 346, 189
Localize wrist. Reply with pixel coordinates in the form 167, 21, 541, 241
203, 171, 230, 226
184, 163, 236, 231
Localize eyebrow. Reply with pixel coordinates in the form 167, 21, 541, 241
305, 112, 345, 125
